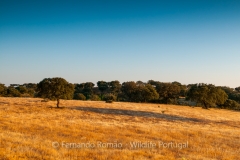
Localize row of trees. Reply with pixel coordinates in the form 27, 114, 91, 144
0, 77, 240, 110
0, 83, 36, 97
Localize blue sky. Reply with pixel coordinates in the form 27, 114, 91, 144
0, 0, 240, 87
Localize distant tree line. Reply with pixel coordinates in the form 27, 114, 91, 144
0, 83, 37, 98
0, 77, 240, 110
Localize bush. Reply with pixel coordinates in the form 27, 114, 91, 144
223, 99, 240, 110
74, 93, 86, 100
7, 87, 21, 97
106, 100, 113, 103
90, 95, 101, 101
103, 93, 117, 101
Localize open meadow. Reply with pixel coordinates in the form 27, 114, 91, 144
0, 97, 240, 160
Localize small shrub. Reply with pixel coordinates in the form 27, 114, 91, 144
90, 95, 101, 101
106, 100, 113, 103
103, 93, 117, 101
74, 93, 86, 100
223, 99, 240, 110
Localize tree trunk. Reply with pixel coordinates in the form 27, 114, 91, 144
203, 101, 208, 109
57, 99, 60, 108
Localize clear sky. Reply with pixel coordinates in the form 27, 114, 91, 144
0, 0, 240, 87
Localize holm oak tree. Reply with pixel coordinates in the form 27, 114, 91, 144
37, 77, 74, 107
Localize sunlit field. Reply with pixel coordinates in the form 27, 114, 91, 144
0, 97, 239, 160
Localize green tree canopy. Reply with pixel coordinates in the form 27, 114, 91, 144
121, 81, 137, 102
147, 80, 160, 86
37, 77, 74, 107
108, 80, 121, 100
155, 82, 181, 104
137, 84, 159, 102
0, 84, 7, 96
121, 82, 159, 102
223, 99, 240, 110
7, 86, 21, 97
97, 81, 109, 99
82, 82, 95, 99
187, 84, 228, 109
97, 81, 109, 92
73, 82, 95, 100
219, 86, 240, 103
219, 86, 235, 94
228, 93, 240, 103
74, 83, 85, 93
16, 85, 28, 94
74, 93, 86, 100
108, 81, 121, 92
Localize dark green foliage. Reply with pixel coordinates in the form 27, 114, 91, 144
108, 80, 121, 100
136, 81, 145, 86
3, 78, 239, 111
135, 84, 159, 102
16, 85, 34, 97
0, 83, 7, 96
103, 93, 117, 101
179, 86, 187, 97
220, 86, 235, 95
228, 93, 240, 103
73, 83, 84, 98
0, 83, 34, 97
73, 82, 95, 100
90, 94, 101, 101
97, 81, 109, 99
16, 86, 28, 94
82, 82, 95, 99
172, 81, 187, 97
22, 83, 37, 97
6, 86, 21, 97
97, 81, 108, 92
92, 87, 101, 96
214, 87, 229, 106
74, 83, 85, 93
155, 82, 180, 104
172, 81, 181, 86
74, 93, 86, 100
121, 81, 137, 102
106, 100, 113, 103
27, 88, 35, 97
147, 80, 159, 86
23, 83, 37, 90
108, 80, 121, 93
121, 81, 159, 102
179, 85, 187, 97
37, 77, 74, 107
222, 99, 240, 110
219, 86, 240, 103
187, 84, 228, 109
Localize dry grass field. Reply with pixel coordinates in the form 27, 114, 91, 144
0, 97, 239, 160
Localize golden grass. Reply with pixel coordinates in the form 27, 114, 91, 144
0, 97, 239, 160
